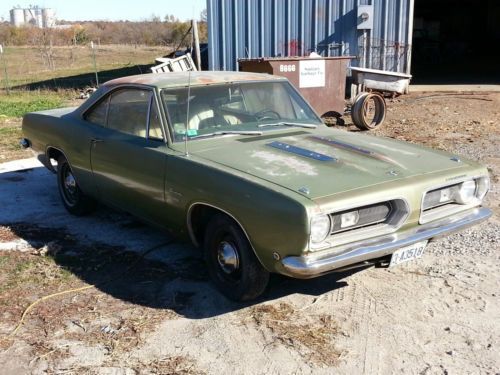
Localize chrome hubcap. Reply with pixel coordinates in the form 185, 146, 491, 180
61, 166, 78, 205
217, 241, 240, 274
64, 172, 77, 193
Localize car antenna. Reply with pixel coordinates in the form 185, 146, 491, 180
184, 16, 195, 158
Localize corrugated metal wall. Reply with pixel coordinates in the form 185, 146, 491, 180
207, 0, 414, 73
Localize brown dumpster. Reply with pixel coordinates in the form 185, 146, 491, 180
238, 56, 353, 117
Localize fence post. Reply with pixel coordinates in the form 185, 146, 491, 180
0, 45, 11, 95
91, 41, 99, 87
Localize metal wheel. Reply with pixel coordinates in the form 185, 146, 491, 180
217, 240, 241, 276
351, 92, 386, 130
56, 155, 95, 215
59, 161, 78, 207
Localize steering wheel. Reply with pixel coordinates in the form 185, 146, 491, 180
255, 109, 281, 121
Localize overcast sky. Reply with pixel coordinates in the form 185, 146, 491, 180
1, 0, 206, 22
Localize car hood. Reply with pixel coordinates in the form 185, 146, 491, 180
189, 128, 465, 200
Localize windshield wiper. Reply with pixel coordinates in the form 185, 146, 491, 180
257, 122, 318, 129
188, 130, 263, 140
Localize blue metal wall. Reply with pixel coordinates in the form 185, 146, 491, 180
207, 0, 413, 73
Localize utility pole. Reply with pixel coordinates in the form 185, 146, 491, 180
90, 41, 99, 87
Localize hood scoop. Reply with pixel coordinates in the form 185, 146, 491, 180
267, 141, 338, 162
308, 135, 406, 169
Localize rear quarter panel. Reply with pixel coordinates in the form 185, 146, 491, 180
22, 109, 97, 196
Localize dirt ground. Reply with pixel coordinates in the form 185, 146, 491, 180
0, 92, 499, 374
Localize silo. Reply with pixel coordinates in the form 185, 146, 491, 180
34, 8, 43, 28
24, 8, 34, 25
10, 8, 25, 27
42, 8, 56, 28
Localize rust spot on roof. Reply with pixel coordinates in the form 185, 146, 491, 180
104, 71, 286, 89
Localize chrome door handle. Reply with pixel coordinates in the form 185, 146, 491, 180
91, 138, 103, 143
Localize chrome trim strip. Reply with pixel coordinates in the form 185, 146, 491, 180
281, 207, 492, 278
146, 93, 152, 139
267, 141, 337, 162
19, 138, 30, 149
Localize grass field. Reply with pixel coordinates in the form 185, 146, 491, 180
0, 45, 169, 162
0, 44, 168, 88
0, 91, 72, 162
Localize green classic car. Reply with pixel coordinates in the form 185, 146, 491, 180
21, 72, 491, 301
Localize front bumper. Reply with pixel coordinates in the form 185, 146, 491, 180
280, 207, 492, 278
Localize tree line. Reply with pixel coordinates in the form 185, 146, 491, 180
0, 13, 207, 47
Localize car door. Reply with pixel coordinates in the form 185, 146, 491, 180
87, 87, 169, 225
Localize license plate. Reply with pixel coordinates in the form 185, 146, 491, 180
389, 241, 428, 267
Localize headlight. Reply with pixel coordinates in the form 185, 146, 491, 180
423, 177, 489, 211
340, 210, 360, 228
310, 215, 331, 243
455, 180, 476, 204
476, 176, 490, 200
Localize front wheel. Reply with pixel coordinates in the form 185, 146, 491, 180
57, 155, 95, 216
204, 214, 270, 301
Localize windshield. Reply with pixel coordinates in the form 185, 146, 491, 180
160, 81, 322, 141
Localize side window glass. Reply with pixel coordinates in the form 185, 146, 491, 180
85, 97, 108, 126
107, 89, 150, 137
148, 102, 163, 141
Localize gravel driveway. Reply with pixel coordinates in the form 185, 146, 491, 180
0, 92, 498, 374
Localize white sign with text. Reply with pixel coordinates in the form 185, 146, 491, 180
299, 59, 325, 88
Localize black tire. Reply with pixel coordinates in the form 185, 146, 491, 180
203, 213, 270, 301
57, 155, 95, 216
351, 92, 386, 130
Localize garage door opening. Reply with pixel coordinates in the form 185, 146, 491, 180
411, 0, 500, 84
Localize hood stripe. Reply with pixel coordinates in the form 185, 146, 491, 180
267, 141, 337, 162
308, 136, 406, 169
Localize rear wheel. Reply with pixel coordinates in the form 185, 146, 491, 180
57, 155, 95, 215
203, 214, 270, 301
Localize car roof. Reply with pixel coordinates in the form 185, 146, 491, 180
103, 71, 287, 89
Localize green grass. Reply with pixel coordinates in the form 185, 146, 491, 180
0, 90, 74, 161
0, 126, 23, 150
0, 92, 65, 118
1, 45, 167, 88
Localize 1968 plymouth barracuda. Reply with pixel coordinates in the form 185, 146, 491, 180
21, 71, 492, 301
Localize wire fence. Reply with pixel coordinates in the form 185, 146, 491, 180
358, 37, 411, 73
0, 44, 168, 92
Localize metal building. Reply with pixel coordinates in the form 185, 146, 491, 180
207, 0, 414, 74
